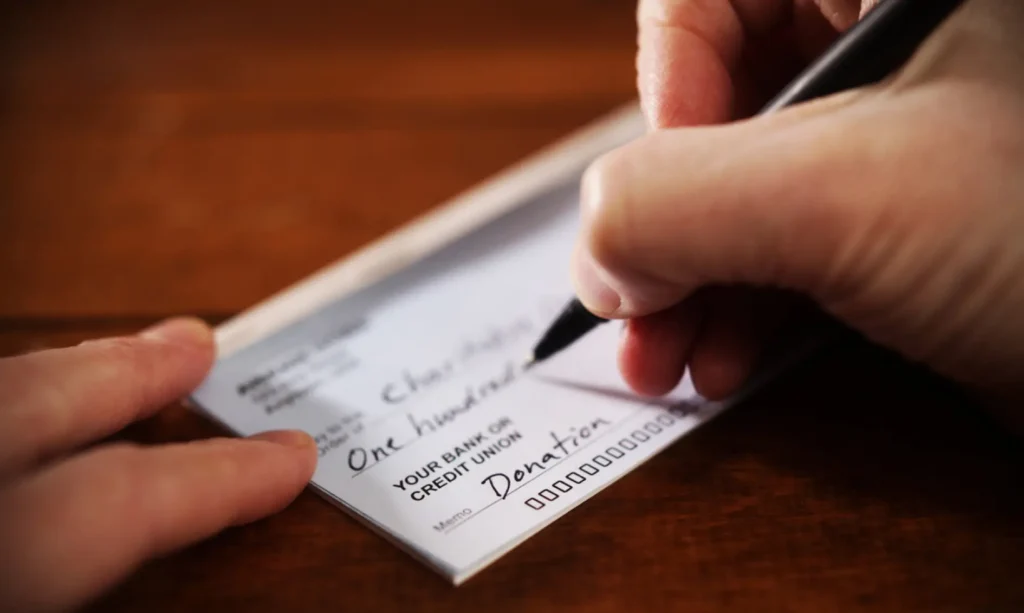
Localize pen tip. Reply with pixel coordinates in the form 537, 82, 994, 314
521, 355, 537, 371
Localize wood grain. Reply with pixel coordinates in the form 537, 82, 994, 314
2, 1, 1022, 611
0, 0, 636, 318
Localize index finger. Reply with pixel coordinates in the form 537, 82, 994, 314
636, 0, 852, 128
0, 318, 215, 477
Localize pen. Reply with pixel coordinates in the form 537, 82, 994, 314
524, 0, 967, 369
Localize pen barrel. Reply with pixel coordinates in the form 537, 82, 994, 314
761, 0, 967, 113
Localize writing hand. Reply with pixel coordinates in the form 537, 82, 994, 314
0, 318, 317, 612
572, 0, 1024, 404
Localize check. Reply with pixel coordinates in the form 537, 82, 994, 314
189, 104, 821, 583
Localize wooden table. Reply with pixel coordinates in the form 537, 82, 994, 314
2, 1, 1022, 610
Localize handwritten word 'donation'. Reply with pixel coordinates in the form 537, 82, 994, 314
480, 417, 611, 500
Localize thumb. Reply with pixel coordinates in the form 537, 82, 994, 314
571, 94, 880, 319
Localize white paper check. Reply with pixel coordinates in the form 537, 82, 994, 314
189, 104, 822, 584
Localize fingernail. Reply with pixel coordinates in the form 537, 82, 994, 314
140, 317, 212, 344
250, 429, 315, 450
573, 249, 621, 315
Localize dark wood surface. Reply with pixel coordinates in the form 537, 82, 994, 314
2, 1, 1022, 611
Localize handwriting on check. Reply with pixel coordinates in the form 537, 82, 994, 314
345, 361, 519, 474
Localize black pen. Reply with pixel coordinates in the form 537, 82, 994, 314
524, 0, 967, 369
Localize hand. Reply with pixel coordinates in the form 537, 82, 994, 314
0, 318, 318, 613
572, 0, 1024, 405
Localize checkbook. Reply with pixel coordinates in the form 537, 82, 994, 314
189, 103, 824, 584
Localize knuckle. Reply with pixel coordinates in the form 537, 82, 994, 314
581, 146, 636, 273
638, 0, 696, 28
197, 440, 246, 483
86, 336, 160, 409
90, 336, 143, 364
89, 443, 179, 554
210, 451, 244, 485
88, 443, 147, 505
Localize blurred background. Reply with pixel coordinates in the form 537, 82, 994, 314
0, 0, 636, 352
3, 3, 1023, 612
